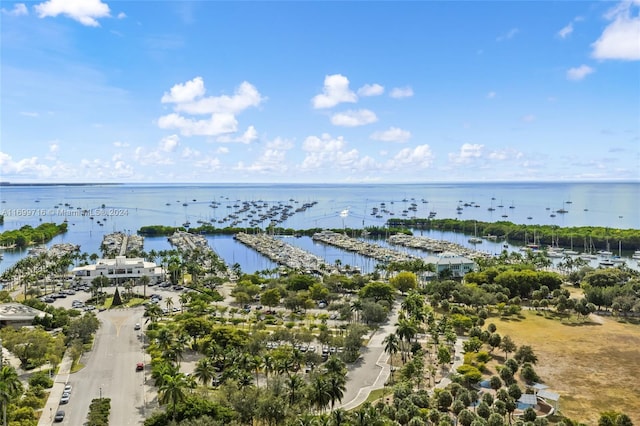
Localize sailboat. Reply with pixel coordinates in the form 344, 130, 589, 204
468, 221, 482, 244
565, 234, 578, 255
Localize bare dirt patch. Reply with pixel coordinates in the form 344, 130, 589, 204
491, 311, 640, 424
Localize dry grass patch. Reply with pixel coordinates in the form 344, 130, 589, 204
491, 311, 640, 424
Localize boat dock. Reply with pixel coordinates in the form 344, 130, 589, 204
311, 230, 419, 264
168, 230, 210, 252
28, 243, 80, 258
101, 232, 144, 257
388, 234, 491, 260
234, 232, 338, 274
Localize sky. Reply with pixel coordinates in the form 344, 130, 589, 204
1, 0, 639, 184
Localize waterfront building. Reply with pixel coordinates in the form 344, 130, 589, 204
71, 256, 164, 284
421, 252, 477, 281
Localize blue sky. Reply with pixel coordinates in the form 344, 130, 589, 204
1, 0, 639, 183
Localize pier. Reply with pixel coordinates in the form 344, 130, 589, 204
234, 232, 338, 274
101, 232, 144, 257
311, 230, 420, 264
388, 234, 491, 260
168, 230, 210, 252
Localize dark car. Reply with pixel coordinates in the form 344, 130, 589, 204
54, 410, 65, 422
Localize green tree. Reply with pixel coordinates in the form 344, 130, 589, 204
0, 365, 23, 426
390, 271, 418, 294
500, 335, 516, 360
158, 373, 189, 419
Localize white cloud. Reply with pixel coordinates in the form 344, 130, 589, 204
486, 91, 496, 99
20, 111, 39, 117
311, 74, 357, 109
357, 83, 384, 97
370, 127, 412, 143
1, 3, 28, 16
161, 77, 206, 104
113, 141, 130, 148
330, 109, 378, 127
497, 28, 519, 41
300, 134, 371, 171
389, 87, 414, 99
181, 147, 201, 159
159, 134, 180, 152
591, 1, 640, 60
386, 145, 434, 169
161, 78, 264, 115
216, 126, 258, 144
34, 0, 111, 27
117, 11, 126, 19
448, 143, 484, 164
158, 78, 264, 136
134, 135, 181, 165
236, 137, 293, 173
158, 112, 238, 136
49, 143, 59, 153
303, 134, 346, 153
522, 114, 536, 122
567, 64, 595, 81
216, 147, 229, 154
0, 152, 51, 177
558, 22, 574, 38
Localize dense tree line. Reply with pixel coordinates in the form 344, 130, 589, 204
386, 218, 640, 250
0, 223, 68, 248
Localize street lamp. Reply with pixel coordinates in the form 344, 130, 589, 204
99, 387, 102, 400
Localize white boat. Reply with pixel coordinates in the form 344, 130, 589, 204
633, 250, 640, 260
468, 221, 482, 244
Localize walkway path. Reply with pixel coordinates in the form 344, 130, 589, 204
37, 350, 73, 426
337, 304, 399, 410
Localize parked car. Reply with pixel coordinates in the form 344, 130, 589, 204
134, 323, 141, 330
60, 392, 70, 404
64, 384, 72, 393
54, 410, 65, 422
136, 362, 144, 371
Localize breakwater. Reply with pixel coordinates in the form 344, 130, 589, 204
311, 230, 419, 263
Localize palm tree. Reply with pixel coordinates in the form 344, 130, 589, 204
0, 366, 23, 426
165, 297, 174, 314
395, 318, 417, 363
193, 357, 216, 386
262, 353, 274, 388
139, 275, 150, 299
308, 374, 331, 413
383, 333, 400, 382
286, 374, 305, 405
158, 372, 188, 419
327, 373, 346, 410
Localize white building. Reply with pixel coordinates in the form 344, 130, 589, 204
421, 252, 477, 280
71, 256, 164, 284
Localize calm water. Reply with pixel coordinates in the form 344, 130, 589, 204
1, 182, 638, 274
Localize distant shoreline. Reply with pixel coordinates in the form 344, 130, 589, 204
0, 182, 122, 187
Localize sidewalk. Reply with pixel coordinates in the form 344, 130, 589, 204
337, 304, 399, 410
37, 350, 73, 426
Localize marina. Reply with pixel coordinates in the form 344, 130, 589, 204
0, 182, 638, 274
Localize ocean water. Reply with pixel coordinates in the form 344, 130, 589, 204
0, 182, 638, 274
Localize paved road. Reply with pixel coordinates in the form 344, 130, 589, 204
54, 307, 150, 426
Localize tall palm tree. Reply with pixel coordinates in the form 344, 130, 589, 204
395, 318, 417, 363
139, 275, 150, 299
383, 333, 400, 382
193, 357, 216, 386
286, 374, 305, 405
327, 373, 346, 410
158, 372, 188, 419
0, 366, 23, 426
307, 374, 331, 413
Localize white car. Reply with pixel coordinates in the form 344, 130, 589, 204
134, 323, 141, 330
64, 384, 72, 393
60, 392, 70, 404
